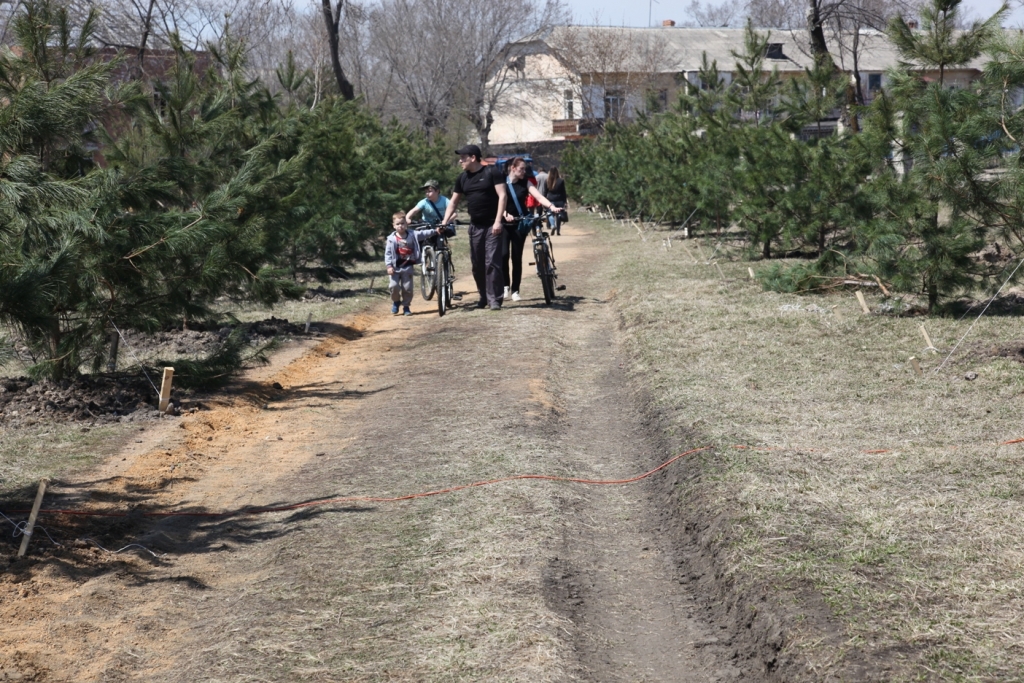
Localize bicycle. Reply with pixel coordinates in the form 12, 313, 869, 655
433, 224, 458, 317
412, 221, 437, 301
527, 210, 560, 305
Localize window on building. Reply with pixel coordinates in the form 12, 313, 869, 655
604, 90, 624, 120
868, 73, 882, 92
563, 89, 574, 119
765, 43, 784, 59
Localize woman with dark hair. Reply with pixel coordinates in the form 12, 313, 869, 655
502, 157, 564, 301
544, 166, 568, 235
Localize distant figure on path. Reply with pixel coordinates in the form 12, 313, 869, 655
545, 167, 568, 236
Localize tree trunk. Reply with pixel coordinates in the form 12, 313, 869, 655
806, 0, 834, 69
321, 0, 355, 101
928, 282, 938, 312
136, 0, 157, 78
763, 237, 771, 259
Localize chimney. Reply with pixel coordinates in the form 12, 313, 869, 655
907, 19, 918, 29
662, 19, 676, 27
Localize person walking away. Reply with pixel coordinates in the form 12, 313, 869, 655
535, 166, 549, 200
406, 180, 449, 225
385, 212, 441, 315
545, 167, 568, 236
523, 164, 540, 227
502, 157, 563, 302
440, 145, 508, 310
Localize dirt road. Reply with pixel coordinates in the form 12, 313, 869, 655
1, 222, 744, 682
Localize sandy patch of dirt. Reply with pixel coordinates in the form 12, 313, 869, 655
0, 220, 754, 682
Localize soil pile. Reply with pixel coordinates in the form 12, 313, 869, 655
0, 317, 313, 428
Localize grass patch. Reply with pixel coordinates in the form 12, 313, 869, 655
0, 422, 134, 499
596, 213, 1024, 680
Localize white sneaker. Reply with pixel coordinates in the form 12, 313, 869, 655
511, 291, 521, 301
503, 286, 511, 299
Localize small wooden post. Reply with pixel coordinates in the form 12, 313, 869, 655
856, 291, 871, 315
831, 305, 842, 323
714, 262, 726, 279
748, 267, 755, 280
681, 242, 698, 263
106, 329, 120, 373
305, 312, 313, 334
158, 367, 174, 413
694, 241, 708, 262
920, 324, 937, 353
368, 276, 375, 294
17, 479, 49, 557
909, 356, 923, 377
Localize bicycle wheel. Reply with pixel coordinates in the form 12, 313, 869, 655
435, 251, 449, 316
535, 244, 554, 305
443, 253, 454, 307
421, 245, 436, 300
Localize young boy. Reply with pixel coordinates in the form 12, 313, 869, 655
384, 212, 439, 315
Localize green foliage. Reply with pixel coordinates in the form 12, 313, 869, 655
0, 0, 453, 380
566, 4, 1019, 313
154, 329, 278, 391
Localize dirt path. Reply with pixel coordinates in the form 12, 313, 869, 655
1, 221, 740, 682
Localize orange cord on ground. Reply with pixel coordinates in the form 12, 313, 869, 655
5, 446, 712, 521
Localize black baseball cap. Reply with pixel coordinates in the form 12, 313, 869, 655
455, 144, 482, 158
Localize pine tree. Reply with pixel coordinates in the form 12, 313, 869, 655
0, 0, 117, 379
862, 0, 1006, 311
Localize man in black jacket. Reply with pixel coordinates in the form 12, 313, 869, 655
441, 145, 508, 310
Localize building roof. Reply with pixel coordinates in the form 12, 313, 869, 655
517, 25, 989, 75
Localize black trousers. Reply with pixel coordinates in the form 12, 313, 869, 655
468, 224, 504, 306
502, 227, 527, 293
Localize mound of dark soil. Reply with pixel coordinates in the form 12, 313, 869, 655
0, 374, 167, 427
972, 339, 1024, 363
0, 317, 311, 428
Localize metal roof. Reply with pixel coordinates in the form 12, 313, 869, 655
519, 25, 989, 74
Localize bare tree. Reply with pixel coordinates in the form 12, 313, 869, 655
457, 0, 567, 150
551, 26, 672, 123
746, 0, 804, 27
320, 0, 355, 99
368, 0, 462, 137
686, 0, 744, 27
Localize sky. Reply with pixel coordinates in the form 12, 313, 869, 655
559, 0, 1024, 28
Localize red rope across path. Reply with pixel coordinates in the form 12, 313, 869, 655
4, 446, 712, 521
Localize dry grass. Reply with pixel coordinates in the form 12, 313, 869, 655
0, 423, 134, 498
165, 232, 577, 682
600, 215, 1024, 680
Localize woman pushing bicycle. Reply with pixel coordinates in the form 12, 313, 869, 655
502, 157, 563, 302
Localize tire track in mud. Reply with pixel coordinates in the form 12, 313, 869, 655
0, 221, 746, 682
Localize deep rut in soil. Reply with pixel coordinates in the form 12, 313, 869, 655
1, 223, 748, 682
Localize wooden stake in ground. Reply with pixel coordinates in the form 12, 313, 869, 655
106, 328, 119, 373
17, 478, 49, 557
305, 312, 313, 334
158, 367, 174, 413
920, 324, 938, 353
856, 290, 871, 315
714, 262, 726, 279
680, 242, 698, 263
748, 267, 755, 280
909, 356, 923, 377
694, 241, 708, 262
831, 305, 842, 323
